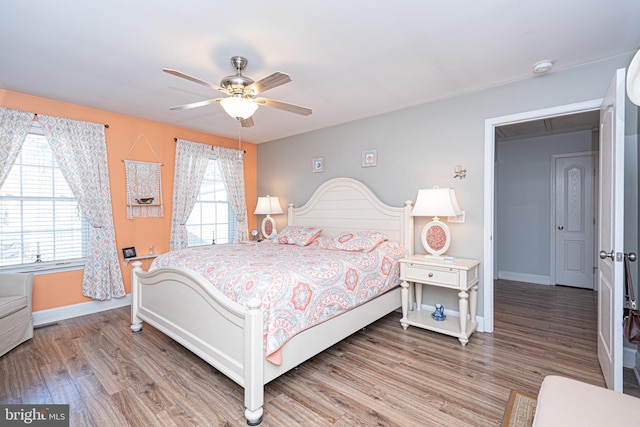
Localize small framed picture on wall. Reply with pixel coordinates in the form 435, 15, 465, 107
312, 157, 324, 173
362, 149, 377, 167
122, 247, 137, 259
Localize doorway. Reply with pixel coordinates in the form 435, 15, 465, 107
482, 99, 603, 333
493, 126, 598, 289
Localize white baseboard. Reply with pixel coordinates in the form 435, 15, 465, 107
498, 271, 551, 285
33, 294, 131, 326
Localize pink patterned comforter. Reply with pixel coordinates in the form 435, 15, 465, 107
150, 240, 407, 364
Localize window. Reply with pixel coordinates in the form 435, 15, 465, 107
185, 156, 235, 246
0, 123, 90, 272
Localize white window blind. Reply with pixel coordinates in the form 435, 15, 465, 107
0, 123, 89, 270
186, 156, 235, 246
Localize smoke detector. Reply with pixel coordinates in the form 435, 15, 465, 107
533, 60, 554, 75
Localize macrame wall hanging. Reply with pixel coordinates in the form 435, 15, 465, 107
123, 133, 163, 219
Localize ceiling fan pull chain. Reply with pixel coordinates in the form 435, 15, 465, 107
237, 118, 243, 162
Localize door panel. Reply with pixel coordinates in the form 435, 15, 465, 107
555, 154, 595, 288
597, 68, 625, 391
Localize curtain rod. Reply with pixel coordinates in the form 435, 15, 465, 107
173, 137, 246, 153
34, 113, 109, 128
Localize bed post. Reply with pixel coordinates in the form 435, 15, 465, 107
403, 200, 414, 255
130, 261, 143, 333
287, 203, 294, 226
244, 298, 264, 425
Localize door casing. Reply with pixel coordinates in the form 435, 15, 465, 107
483, 99, 603, 332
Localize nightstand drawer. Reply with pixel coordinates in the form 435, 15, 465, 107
402, 263, 459, 287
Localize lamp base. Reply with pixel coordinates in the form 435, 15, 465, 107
261, 215, 278, 239
420, 217, 451, 258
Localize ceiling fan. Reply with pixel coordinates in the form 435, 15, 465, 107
163, 56, 312, 127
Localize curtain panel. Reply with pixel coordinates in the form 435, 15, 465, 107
213, 147, 248, 243
0, 108, 35, 188
169, 139, 210, 251
39, 115, 124, 300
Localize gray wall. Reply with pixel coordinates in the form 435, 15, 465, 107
257, 52, 638, 317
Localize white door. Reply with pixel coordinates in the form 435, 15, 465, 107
597, 68, 625, 391
554, 153, 595, 289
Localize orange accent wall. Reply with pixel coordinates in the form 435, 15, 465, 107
0, 89, 257, 312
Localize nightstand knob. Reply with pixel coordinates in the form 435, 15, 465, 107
428, 273, 433, 278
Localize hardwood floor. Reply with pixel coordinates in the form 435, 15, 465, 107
1, 280, 637, 426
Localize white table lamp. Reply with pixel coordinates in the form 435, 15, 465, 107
254, 195, 284, 239
411, 187, 462, 258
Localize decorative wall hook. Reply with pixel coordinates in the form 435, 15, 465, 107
454, 165, 466, 179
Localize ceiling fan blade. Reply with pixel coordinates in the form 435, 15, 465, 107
240, 117, 254, 128
169, 98, 222, 111
255, 98, 312, 116
246, 72, 291, 95
163, 68, 226, 93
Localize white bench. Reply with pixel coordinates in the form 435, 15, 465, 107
533, 375, 640, 426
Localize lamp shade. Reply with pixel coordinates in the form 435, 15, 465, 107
254, 195, 284, 215
411, 187, 461, 218
220, 97, 259, 119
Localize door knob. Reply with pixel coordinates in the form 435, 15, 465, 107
599, 250, 614, 260
557, 226, 564, 230
628, 252, 637, 262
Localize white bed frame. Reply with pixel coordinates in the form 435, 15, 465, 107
130, 177, 413, 425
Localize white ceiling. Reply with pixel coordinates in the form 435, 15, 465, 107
2, 1, 639, 144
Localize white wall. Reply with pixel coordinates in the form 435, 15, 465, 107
257, 52, 637, 316
495, 130, 595, 284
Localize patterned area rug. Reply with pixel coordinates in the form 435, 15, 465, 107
501, 390, 537, 427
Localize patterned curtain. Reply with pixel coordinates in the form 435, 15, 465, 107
213, 147, 248, 243
0, 108, 35, 188
39, 115, 124, 300
169, 139, 210, 251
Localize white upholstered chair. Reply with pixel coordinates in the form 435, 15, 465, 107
0, 273, 34, 357
533, 375, 640, 426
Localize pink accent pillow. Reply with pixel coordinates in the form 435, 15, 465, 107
328, 230, 388, 253
276, 226, 323, 246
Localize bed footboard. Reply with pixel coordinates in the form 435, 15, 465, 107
130, 261, 264, 425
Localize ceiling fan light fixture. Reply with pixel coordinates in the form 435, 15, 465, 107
220, 97, 258, 119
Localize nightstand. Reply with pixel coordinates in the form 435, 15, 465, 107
399, 255, 480, 346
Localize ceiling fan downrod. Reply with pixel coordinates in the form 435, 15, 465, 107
220, 56, 254, 96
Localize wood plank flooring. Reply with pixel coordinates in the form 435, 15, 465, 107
1, 280, 638, 426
